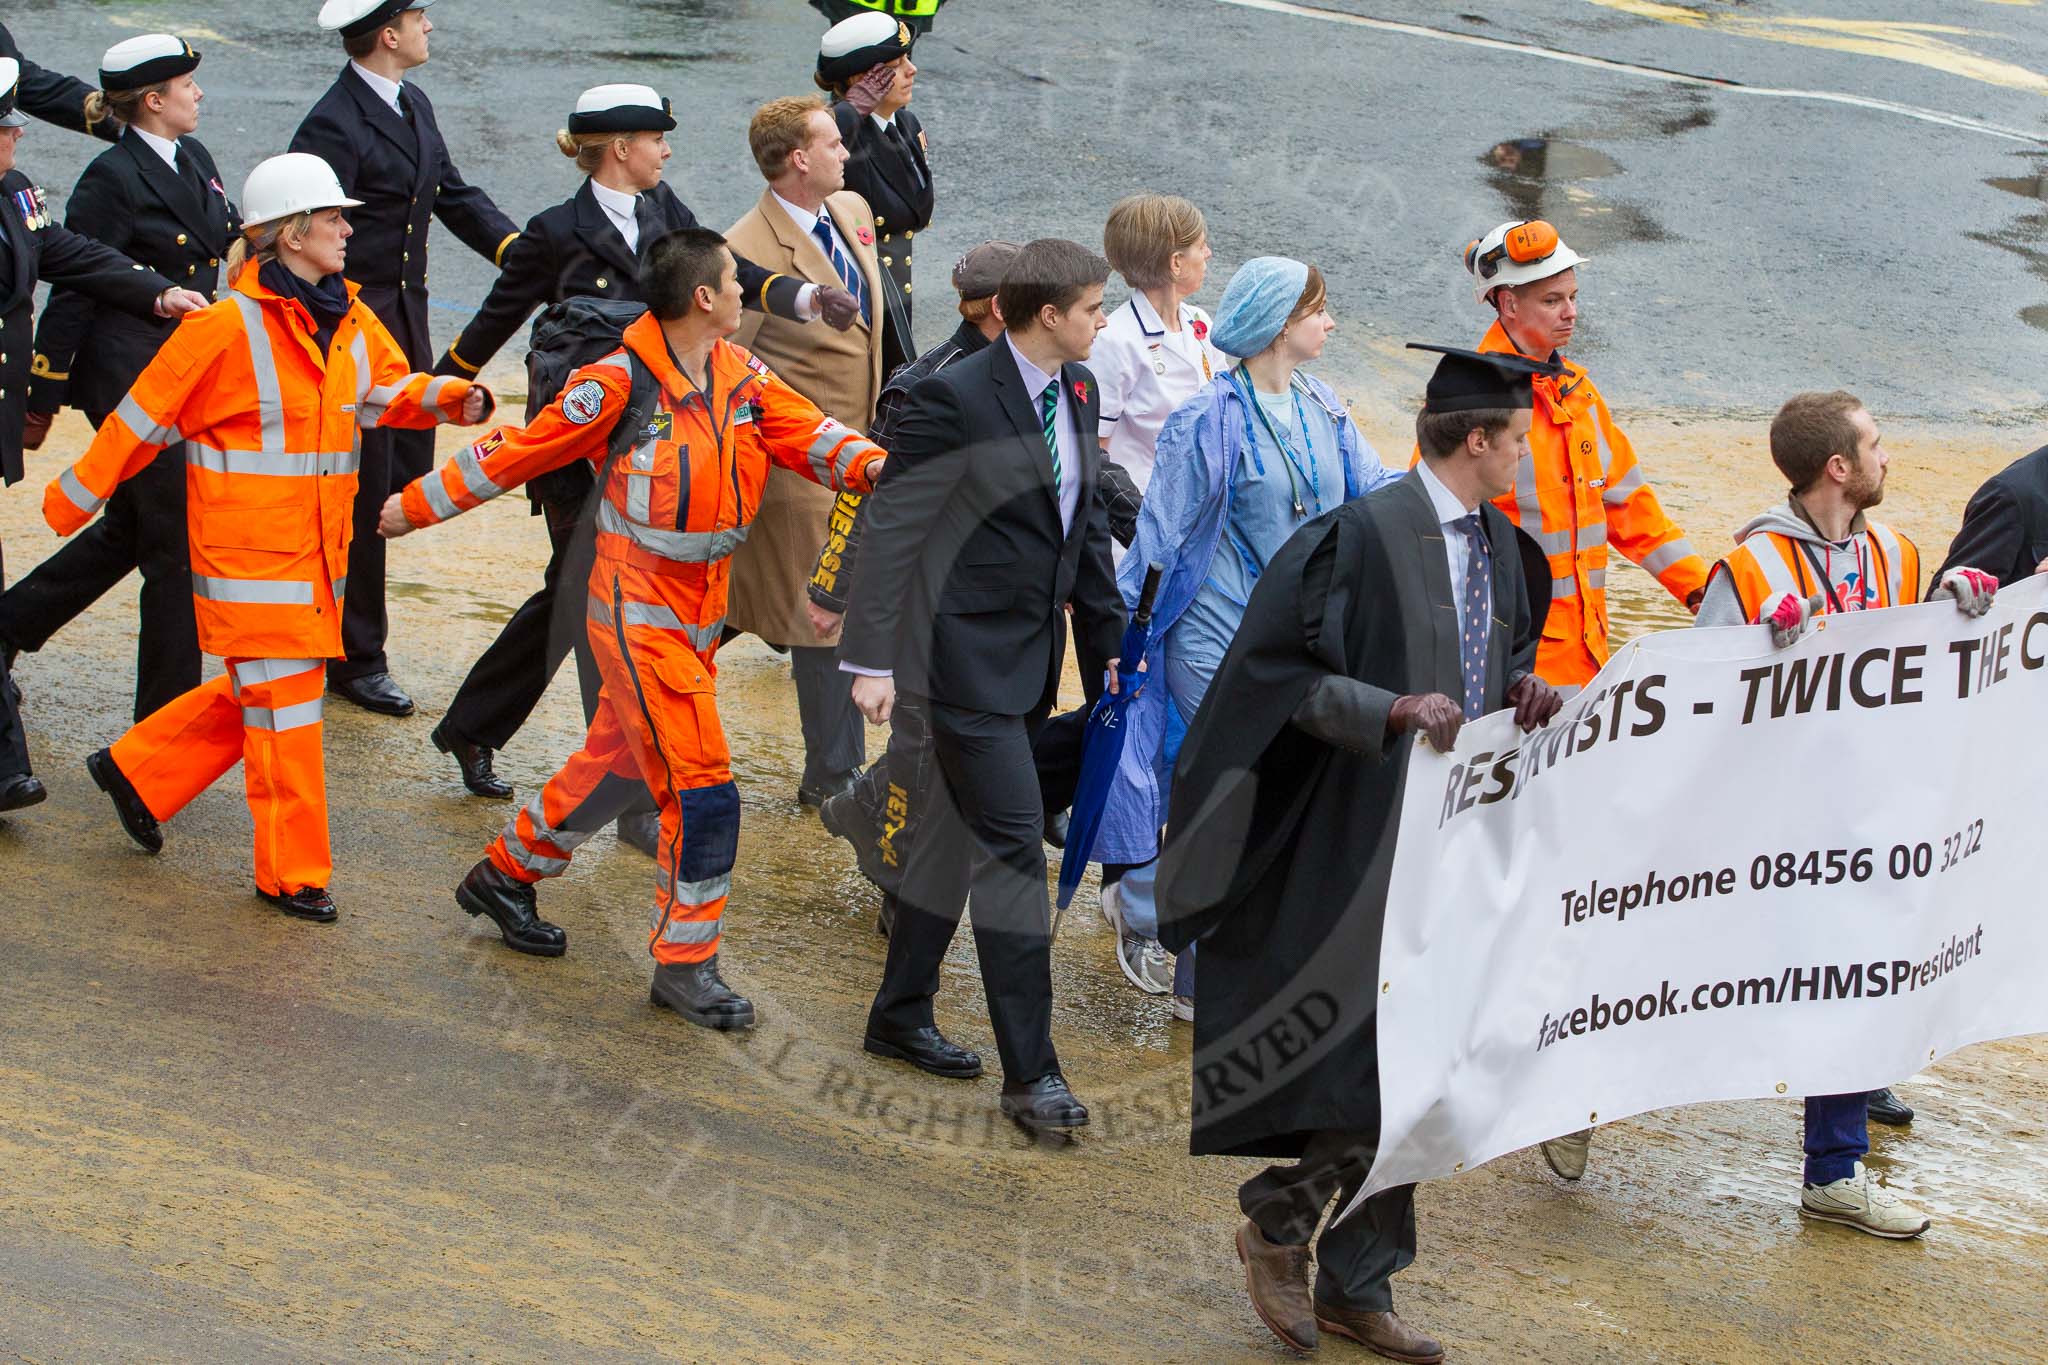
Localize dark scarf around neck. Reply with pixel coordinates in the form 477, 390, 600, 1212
259, 258, 351, 352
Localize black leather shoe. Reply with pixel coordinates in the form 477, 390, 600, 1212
1000, 1073, 1089, 1135
797, 770, 858, 809
1867, 1087, 1915, 1127
432, 720, 511, 798
258, 885, 337, 922
649, 954, 755, 1030
86, 748, 161, 853
1043, 808, 1070, 850
0, 775, 46, 812
328, 670, 415, 717
616, 808, 662, 858
455, 859, 567, 957
864, 1024, 984, 1079
819, 786, 889, 889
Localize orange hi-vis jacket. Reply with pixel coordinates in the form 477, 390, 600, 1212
400, 313, 884, 648
45, 260, 485, 660
1713, 521, 1921, 622
1476, 321, 1710, 685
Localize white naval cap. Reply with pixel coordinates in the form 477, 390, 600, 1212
100, 34, 202, 92
568, 84, 676, 135
318, 0, 436, 39
0, 58, 24, 128
817, 11, 913, 84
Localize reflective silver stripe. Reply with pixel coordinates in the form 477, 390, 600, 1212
503, 843, 570, 876
1639, 537, 1698, 577
58, 467, 105, 516
1601, 461, 1645, 506
833, 437, 880, 485
1866, 523, 1908, 601
420, 470, 461, 523
588, 352, 632, 378
1528, 524, 1574, 557
626, 438, 657, 523
352, 333, 371, 402
231, 295, 286, 454
242, 698, 324, 732
192, 575, 314, 605
1514, 449, 1544, 531
1577, 518, 1609, 551
332, 576, 348, 600
590, 593, 724, 647
421, 375, 456, 414
230, 657, 321, 689
517, 791, 602, 855
621, 602, 685, 630
1592, 412, 1618, 478
186, 443, 360, 478
658, 914, 724, 944
805, 423, 844, 485
360, 382, 398, 425
682, 619, 725, 651
1550, 574, 1579, 601
454, 442, 505, 501
115, 391, 180, 447
588, 594, 614, 630
595, 500, 750, 563
1740, 535, 1804, 609
1585, 567, 1607, 591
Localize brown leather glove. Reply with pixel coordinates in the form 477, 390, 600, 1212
21, 411, 54, 451
816, 285, 861, 332
1387, 692, 1463, 752
1506, 673, 1562, 731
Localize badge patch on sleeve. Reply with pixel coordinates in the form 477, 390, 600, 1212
474, 431, 505, 457
560, 379, 606, 425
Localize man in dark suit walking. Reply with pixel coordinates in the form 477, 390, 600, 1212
292, 0, 518, 718
1937, 444, 2048, 588
838, 238, 1125, 1135
1156, 345, 1563, 1361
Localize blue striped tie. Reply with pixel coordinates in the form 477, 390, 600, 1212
810, 218, 869, 325
1039, 383, 1062, 496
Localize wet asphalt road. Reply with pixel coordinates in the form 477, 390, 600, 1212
5, 2, 2048, 1361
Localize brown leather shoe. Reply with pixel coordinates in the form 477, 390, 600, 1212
1314, 1301, 1443, 1364
1235, 1219, 1316, 1353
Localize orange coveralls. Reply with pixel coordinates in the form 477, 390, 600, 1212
400, 314, 883, 965
1477, 321, 1710, 685
44, 262, 485, 895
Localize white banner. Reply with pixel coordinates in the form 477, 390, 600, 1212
1357, 574, 2048, 1203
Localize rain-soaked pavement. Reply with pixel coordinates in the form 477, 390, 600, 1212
4, 1, 2048, 1360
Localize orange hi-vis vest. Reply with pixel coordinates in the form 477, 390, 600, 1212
1476, 321, 1710, 685
401, 313, 883, 652
45, 260, 483, 660
1712, 521, 1921, 623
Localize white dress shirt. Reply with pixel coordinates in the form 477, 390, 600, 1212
1006, 335, 1082, 535
349, 61, 405, 115
129, 125, 181, 170
1415, 458, 1480, 633
589, 179, 642, 254
766, 191, 840, 323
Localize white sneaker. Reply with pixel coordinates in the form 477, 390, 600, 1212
1172, 994, 1194, 1022
1540, 1128, 1592, 1181
1800, 1161, 1931, 1239
1101, 882, 1173, 994
1099, 880, 1123, 929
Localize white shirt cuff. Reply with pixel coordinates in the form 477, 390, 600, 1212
839, 662, 892, 678
796, 283, 820, 321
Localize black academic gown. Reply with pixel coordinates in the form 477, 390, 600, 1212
1157, 471, 1543, 1159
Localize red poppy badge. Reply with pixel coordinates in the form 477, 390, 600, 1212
857, 225, 875, 246
1072, 380, 1090, 405
1191, 319, 1209, 341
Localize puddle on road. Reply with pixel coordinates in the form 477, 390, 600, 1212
1972, 157, 2048, 334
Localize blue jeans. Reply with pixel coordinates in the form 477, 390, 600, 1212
1804, 1092, 1869, 1185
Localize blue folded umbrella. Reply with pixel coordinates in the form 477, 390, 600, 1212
1054, 563, 1165, 937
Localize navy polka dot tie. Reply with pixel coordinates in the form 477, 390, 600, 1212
1456, 513, 1492, 721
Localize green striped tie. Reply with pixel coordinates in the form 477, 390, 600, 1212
1039, 383, 1062, 495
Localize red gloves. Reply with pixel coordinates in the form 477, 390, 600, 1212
1757, 591, 1818, 648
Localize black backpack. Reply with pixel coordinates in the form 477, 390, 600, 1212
522, 296, 660, 506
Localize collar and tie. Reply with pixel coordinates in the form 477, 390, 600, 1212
886, 120, 926, 188
633, 193, 662, 257
1455, 512, 1492, 721
809, 216, 869, 325
1038, 382, 1063, 496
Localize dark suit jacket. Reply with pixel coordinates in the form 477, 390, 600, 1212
1, 168, 172, 484
438, 178, 804, 379
290, 67, 518, 364
29, 131, 240, 420
839, 337, 1124, 716
1936, 444, 2048, 587
0, 24, 115, 141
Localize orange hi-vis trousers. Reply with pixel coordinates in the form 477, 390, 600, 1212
109, 657, 331, 895
485, 590, 740, 967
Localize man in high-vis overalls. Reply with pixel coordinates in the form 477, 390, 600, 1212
381, 227, 884, 1030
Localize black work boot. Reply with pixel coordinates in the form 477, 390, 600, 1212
257, 885, 338, 922
455, 859, 567, 957
819, 783, 890, 891
86, 747, 162, 853
432, 720, 511, 798
649, 954, 755, 1030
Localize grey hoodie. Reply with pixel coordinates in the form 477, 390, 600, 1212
1696, 497, 1889, 628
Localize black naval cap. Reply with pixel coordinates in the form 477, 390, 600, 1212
319, 0, 436, 41
817, 11, 914, 84
1406, 343, 1563, 413
100, 35, 201, 92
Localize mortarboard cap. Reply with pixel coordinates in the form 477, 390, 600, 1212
1407, 343, 1563, 413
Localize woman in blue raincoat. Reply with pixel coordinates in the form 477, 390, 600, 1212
1094, 257, 1397, 1019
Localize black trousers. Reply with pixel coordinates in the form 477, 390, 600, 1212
0, 438, 198, 721
442, 499, 603, 751
334, 424, 435, 683
1238, 1127, 1418, 1314
0, 534, 26, 779
789, 644, 864, 792
868, 696, 1058, 1084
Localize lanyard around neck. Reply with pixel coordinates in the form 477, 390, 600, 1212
1235, 370, 1321, 519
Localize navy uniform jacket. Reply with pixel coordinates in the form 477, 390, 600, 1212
834, 102, 930, 367
438, 178, 804, 379
0, 24, 116, 141
1, 168, 173, 484
290, 67, 518, 366
29, 131, 240, 421
1936, 444, 2048, 587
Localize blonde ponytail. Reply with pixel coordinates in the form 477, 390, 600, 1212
83, 83, 164, 130
557, 128, 631, 175
223, 211, 316, 278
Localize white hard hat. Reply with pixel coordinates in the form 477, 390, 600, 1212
0, 58, 27, 129
240, 153, 363, 227
1464, 219, 1588, 306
